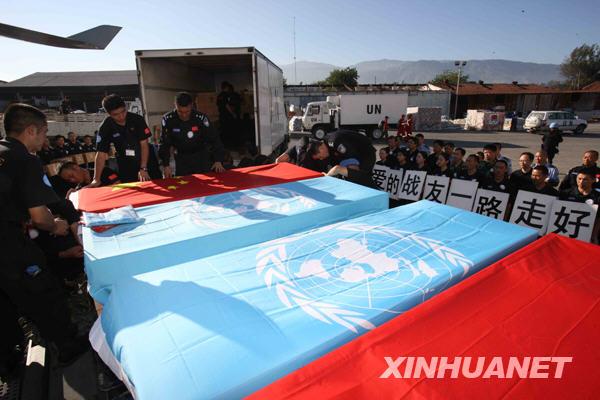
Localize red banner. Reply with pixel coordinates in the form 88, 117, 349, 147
76, 163, 322, 212
249, 234, 600, 400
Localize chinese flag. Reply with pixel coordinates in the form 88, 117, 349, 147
76, 163, 322, 212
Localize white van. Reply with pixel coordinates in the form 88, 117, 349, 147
524, 111, 587, 134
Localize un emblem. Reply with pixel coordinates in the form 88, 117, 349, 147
256, 222, 473, 333
181, 187, 318, 229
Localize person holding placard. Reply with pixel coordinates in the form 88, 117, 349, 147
559, 169, 600, 205
529, 165, 559, 197
481, 160, 511, 193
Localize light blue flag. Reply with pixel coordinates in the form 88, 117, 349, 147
100, 201, 537, 400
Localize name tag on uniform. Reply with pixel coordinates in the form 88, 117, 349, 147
125, 149, 136, 157
173, 128, 181, 132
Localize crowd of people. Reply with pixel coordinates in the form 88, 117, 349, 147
276, 125, 600, 236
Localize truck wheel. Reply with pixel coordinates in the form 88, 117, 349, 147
312, 126, 327, 140
574, 124, 586, 135
370, 128, 384, 140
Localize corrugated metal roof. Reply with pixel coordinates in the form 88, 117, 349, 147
2, 70, 137, 87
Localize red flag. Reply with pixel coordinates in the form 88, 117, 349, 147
249, 234, 600, 400
76, 163, 322, 212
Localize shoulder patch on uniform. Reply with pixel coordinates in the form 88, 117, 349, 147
96, 135, 102, 144
203, 118, 210, 127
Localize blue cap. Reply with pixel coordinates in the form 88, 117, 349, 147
340, 158, 360, 167
549, 122, 559, 129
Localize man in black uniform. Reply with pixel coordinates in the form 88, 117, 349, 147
81, 134, 96, 153
481, 160, 510, 193
52, 134, 70, 158
0, 104, 87, 365
159, 92, 225, 177
528, 165, 559, 196
510, 152, 534, 194
299, 139, 330, 173
326, 130, 376, 188
89, 94, 160, 186
560, 169, 600, 205
217, 82, 242, 147
558, 150, 600, 192
65, 131, 82, 154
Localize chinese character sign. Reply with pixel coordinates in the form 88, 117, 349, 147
385, 169, 404, 199
372, 165, 390, 191
397, 170, 427, 201
509, 190, 556, 235
472, 189, 510, 220
546, 200, 598, 242
446, 179, 479, 210
422, 175, 450, 204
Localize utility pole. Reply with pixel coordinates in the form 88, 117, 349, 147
293, 16, 297, 84
454, 60, 467, 119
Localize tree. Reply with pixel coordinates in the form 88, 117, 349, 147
318, 67, 359, 87
560, 43, 600, 89
430, 70, 470, 86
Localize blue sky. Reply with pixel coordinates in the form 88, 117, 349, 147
1, 0, 599, 82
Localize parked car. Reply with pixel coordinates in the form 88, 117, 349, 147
524, 111, 587, 134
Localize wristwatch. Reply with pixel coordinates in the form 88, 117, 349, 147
139, 167, 148, 171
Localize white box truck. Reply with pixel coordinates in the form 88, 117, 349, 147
135, 47, 287, 157
301, 93, 408, 139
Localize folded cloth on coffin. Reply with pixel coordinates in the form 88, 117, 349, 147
83, 176, 388, 303
83, 205, 141, 227
98, 201, 537, 400
250, 234, 600, 400
73, 163, 323, 212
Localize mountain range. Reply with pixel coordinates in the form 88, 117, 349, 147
281, 59, 563, 85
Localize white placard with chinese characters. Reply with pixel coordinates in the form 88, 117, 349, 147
397, 170, 427, 201
372, 165, 390, 191
509, 190, 557, 235
445, 179, 479, 210
472, 189, 510, 220
385, 169, 404, 199
545, 200, 598, 242
422, 175, 450, 204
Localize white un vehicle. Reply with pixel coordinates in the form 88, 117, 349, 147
524, 110, 587, 134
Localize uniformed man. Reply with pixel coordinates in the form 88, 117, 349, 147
481, 160, 511, 193
89, 94, 160, 186
528, 165, 559, 196
217, 82, 242, 147
65, 131, 82, 154
560, 169, 600, 205
81, 135, 97, 153
326, 130, 376, 188
509, 152, 534, 194
275, 136, 309, 165
0, 103, 88, 365
454, 154, 484, 183
56, 161, 120, 198
159, 92, 225, 177
559, 150, 600, 192
52, 134, 70, 158
299, 139, 330, 173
